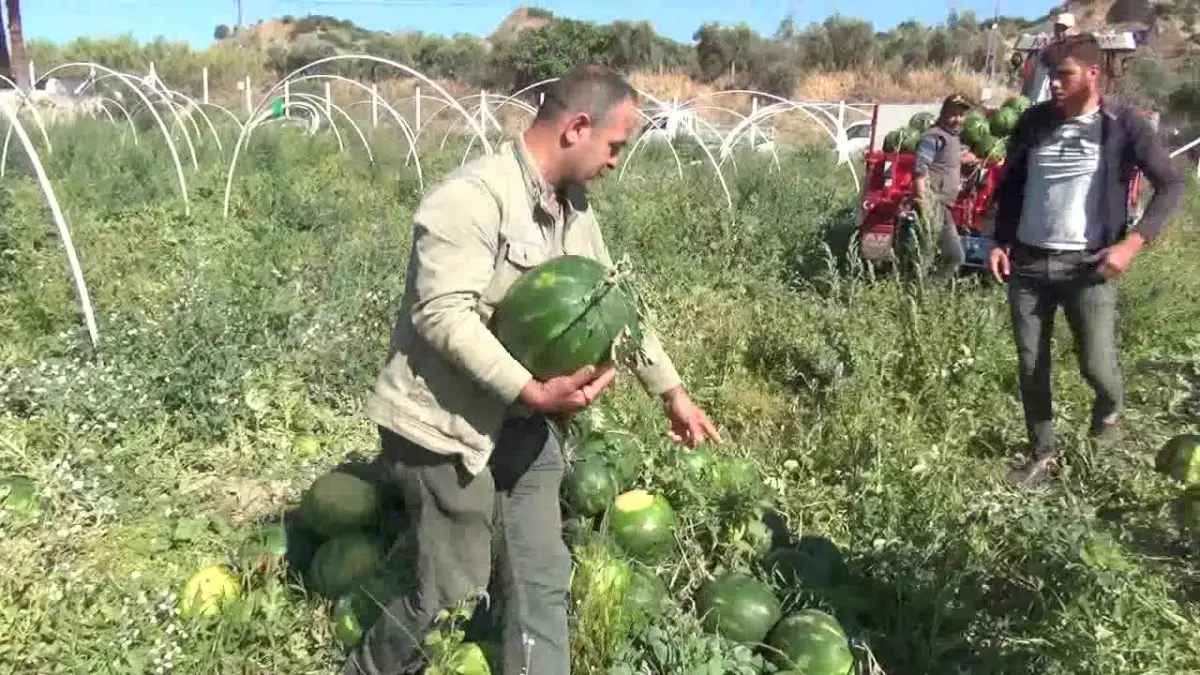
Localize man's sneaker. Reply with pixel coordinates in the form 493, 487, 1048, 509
1089, 417, 1124, 449
1006, 455, 1061, 487
1007, 436, 1063, 487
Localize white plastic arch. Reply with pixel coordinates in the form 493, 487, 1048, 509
689, 104, 782, 169
445, 95, 540, 163
159, 89, 226, 154
619, 103, 772, 180
30, 62, 192, 214
476, 76, 730, 214
81, 68, 203, 171
711, 92, 872, 191
254, 100, 327, 138
1170, 135, 1200, 178
94, 97, 140, 145
223, 56, 482, 218
346, 97, 424, 173
0, 98, 99, 348
290, 91, 374, 163
0, 74, 54, 151
275, 73, 419, 184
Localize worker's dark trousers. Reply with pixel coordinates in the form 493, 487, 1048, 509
344, 416, 571, 675
932, 202, 966, 280
1005, 242, 1124, 457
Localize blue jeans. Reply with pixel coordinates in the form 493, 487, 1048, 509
1006, 243, 1123, 456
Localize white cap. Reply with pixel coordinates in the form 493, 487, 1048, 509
1055, 13, 1075, 27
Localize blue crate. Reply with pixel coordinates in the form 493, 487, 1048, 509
961, 234, 993, 267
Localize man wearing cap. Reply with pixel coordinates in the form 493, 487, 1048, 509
1053, 13, 1078, 39
912, 93, 979, 281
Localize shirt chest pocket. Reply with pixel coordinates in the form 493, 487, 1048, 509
479, 239, 548, 313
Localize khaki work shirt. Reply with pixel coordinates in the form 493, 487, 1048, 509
365, 135, 683, 475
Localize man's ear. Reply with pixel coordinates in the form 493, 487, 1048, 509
562, 112, 592, 144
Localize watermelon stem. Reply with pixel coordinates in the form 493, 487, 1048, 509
608, 259, 656, 373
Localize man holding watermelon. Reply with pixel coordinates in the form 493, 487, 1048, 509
348, 66, 722, 675
988, 34, 1186, 486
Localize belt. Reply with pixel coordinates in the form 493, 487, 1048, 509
1013, 241, 1102, 256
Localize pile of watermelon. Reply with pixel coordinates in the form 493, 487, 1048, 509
961, 94, 1031, 163
879, 95, 1031, 164
559, 405, 858, 674
174, 466, 490, 673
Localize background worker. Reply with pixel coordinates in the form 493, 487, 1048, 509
988, 34, 1185, 485
912, 93, 979, 281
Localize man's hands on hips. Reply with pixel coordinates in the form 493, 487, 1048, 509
989, 245, 1011, 283
1098, 233, 1145, 279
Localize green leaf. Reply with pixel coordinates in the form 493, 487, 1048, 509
171, 517, 208, 543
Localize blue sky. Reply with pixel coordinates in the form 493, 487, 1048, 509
29, 0, 1050, 47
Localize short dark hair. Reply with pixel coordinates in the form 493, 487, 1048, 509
1040, 33, 1103, 68
533, 65, 639, 125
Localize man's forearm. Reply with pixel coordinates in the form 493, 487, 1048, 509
1127, 110, 1186, 243
631, 328, 683, 396
411, 298, 533, 404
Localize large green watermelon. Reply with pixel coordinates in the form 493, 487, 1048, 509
973, 135, 1007, 162
882, 126, 920, 153
237, 523, 291, 576
714, 456, 759, 491
675, 447, 714, 474
609, 489, 677, 559
761, 534, 848, 590
909, 112, 936, 133
566, 405, 613, 439
562, 455, 619, 517
1003, 94, 1032, 114
989, 106, 1021, 138
961, 112, 989, 146
331, 573, 404, 648
299, 471, 382, 539
571, 539, 631, 602
627, 565, 668, 616
1156, 434, 1200, 485
308, 532, 386, 598
765, 609, 855, 674
696, 572, 782, 644
491, 255, 644, 380
427, 642, 491, 675
0, 475, 43, 519
1173, 485, 1200, 540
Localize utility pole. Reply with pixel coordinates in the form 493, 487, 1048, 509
237, 0, 244, 29
981, 0, 1002, 103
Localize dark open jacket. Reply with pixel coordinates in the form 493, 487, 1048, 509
991, 99, 1186, 248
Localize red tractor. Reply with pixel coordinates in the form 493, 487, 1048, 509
854, 103, 1007, 272
855, 29, 1153, 274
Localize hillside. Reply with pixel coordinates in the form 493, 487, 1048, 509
22, 3, 1199, 121
209, 3, 1195, 117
